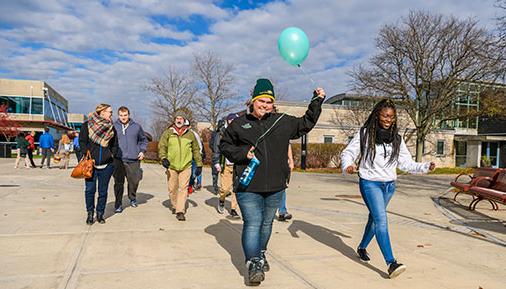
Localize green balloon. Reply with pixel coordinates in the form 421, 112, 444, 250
278, 27, 310, 66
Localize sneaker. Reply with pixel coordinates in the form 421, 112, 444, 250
357, 248, 370, 262
86, 211, 94, 225
260, 252, 270, 272
115, 206, 123, 213
278, 213, 291, 221
96, 213, 106, 224
229, 209, 240, 219
130, 199, 138, 208
388, 261, 407, 279
176, 212, 186, 221
217, 200, 225, 214
246, 258, 265, 285
171, 208, 176, 214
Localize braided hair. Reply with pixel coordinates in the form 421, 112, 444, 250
359, 99, 401, 167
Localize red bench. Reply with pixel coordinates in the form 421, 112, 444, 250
467, 170, 506, 211
449, 167, 500, 201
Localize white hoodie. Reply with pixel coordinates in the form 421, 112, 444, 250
341, 131, 430, 182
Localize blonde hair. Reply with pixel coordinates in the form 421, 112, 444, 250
95, 103, 112, 114
61, 134, 71, 144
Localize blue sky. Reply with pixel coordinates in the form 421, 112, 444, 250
0, 0, 502, 128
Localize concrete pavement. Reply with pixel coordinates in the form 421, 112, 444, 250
0, 158, 505, 289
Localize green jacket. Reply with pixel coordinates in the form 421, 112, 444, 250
158, 126, 203, 172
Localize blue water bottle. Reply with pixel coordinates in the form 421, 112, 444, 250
239, 156, 260, 187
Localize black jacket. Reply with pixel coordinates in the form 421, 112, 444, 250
79, 121, 119, 166
220, 97, 323, 193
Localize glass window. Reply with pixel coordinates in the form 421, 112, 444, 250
455, 141, 467, 167
324, 135, 334, 144
31, 98, 43, 114
0, 96, 30, 114
436, 140, 444, 155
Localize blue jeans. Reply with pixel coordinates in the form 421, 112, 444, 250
358, 178, 396, 265
85, 163, 114, 214
189, 160, 202, 187
278, 190, 287, 214
236, 191, 283, 261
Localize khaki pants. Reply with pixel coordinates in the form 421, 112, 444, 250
167, 167, 191, 213
219, 165, 238, 210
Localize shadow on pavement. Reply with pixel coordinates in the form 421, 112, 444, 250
205, 196, 233, 214
104, 192, 154, 219
204, 185, 218, 195
204, 219, 245, 277
321, 196, 506, 247
161, 198, 198, 213
287, 220, 389, 278
438, 197, 506, 235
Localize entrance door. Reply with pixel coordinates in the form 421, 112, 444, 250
481, 142, 500, 168
455, 141, 467, 167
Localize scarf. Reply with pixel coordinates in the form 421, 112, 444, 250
171, 125, 189, 137
375, 127, 394, 144
88, 112, 114, 147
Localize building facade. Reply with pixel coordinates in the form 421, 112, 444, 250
0, 78, 85, 145
276, 81, 506, 168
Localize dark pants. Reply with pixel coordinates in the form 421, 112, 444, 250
113, 159, 142, 209
85, 163, 114, 214
236, 190, 283, 261
211, 164, 219, 192
75, 149, 82, 162
27, 148, 36, 167
40, 148, 52, 167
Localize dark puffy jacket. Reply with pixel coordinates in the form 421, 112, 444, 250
79, 121, 119, 166
113, 119, 148, 162
220, 97, 323, 193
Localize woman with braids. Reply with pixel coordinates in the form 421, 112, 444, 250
340, 99, 435, 279
79, 103, 119, 225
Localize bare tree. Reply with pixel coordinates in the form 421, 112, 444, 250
351, 11, 506, 161
146, 67, 196, 126
497, 0, 506, 37
192, 51, 235, 130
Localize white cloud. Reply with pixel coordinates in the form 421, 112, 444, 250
0, 0, 501, 130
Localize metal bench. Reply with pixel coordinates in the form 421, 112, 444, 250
449, 167, 500, 201
467, 170, 506, 211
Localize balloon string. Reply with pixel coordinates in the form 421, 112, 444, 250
297, 64, 320, 101
297, 64, 316, 86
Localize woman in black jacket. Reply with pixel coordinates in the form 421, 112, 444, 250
79, 103, 118, 225
220, 78, 325, 285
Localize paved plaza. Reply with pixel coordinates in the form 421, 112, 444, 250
0, 158, 504, 289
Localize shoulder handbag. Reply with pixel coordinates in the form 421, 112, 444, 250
71, 150, 94, 179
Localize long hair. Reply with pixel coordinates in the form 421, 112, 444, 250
359, 99, 401, 166
60, 134, 71, 144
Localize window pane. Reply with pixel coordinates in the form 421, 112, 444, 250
31, 98, 43, 114
437, 141, 444, 155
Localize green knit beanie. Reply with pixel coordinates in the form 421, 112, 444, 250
251, 79, 275, 102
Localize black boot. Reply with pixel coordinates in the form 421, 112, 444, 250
86, 211, 94, 225
96, 213, 105, 224
246, 257, 264, 285
261, 251, 270, 272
